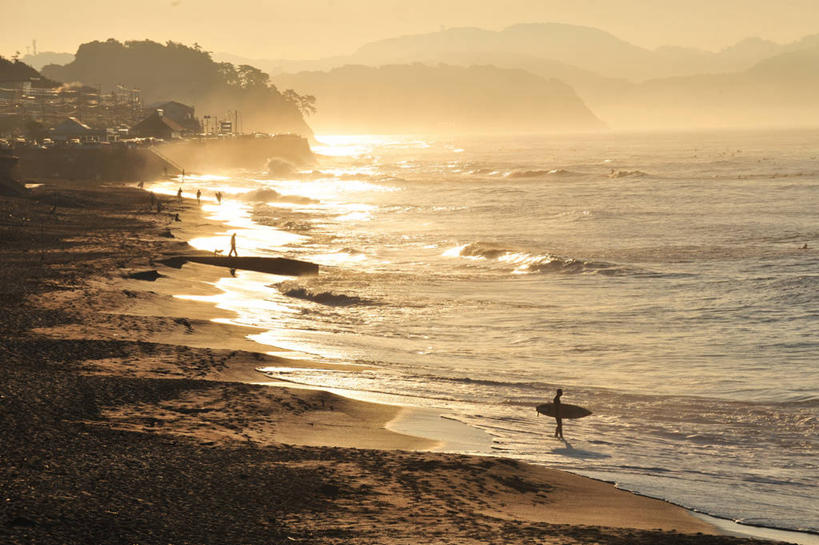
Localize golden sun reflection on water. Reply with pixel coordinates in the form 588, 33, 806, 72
174, 272, 297, 333
187, 200, 303, 256
311, 134, 393, 157
312, 134, 431, 158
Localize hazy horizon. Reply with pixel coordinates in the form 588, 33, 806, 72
5, 0, 819, 60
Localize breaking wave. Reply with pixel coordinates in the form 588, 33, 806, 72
266, 157, 297, 177
277, 283, 375, 307
241, 188, 317, 204
447, 242, 638, 276
506, 168, 577, 178
608, 169, 650, 178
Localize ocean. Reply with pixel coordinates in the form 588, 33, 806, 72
148, 129, 818, 536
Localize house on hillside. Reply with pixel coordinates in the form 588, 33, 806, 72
130, 110, 184, 139
145, 101, 201, 133
50, 117, 104, 143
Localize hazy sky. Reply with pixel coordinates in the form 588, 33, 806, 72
5, 0, 819, 60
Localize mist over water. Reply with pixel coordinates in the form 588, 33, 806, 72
151, 129, 818, 534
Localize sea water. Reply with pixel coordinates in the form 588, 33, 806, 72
149, 129, 818, 535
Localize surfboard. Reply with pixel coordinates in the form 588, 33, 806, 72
536, 403, 592, 419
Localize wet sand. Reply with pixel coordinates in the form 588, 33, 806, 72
0, 179, 781, 544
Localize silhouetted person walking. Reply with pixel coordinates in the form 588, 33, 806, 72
216, 191, 222, 204
196, 189, 201, 204
553, 388, 564, 439
228, 233, 238, 257
177, 187, 183, 204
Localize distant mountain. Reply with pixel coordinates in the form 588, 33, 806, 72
271, 63, 604, 134
42, 39, 313, 137
0, 57, 60, 87
21, 51, 75, 71
222, 23, 819, 131
352, 24, 659, 81
784, 33, 819, 52
217, 23, 815, 128
235, 23, 796, 84
593, 46, 819, 129
717, 37, 782, 67
360, 24, 819, 81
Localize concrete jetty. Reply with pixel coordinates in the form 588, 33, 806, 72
158, 255, 319, 276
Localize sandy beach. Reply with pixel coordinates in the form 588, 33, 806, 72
0, 178, 781, 544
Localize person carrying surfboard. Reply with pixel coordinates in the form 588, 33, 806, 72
536, 392, 591, 438
553, 388, 563, 439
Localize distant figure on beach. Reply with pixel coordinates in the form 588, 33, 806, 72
149, 192, 156, 207
137, 181, 144, 189
196, 189, 201, 204
216, 191, 222, 204
177, 187, 183, 203
228, 233, 238, 257
553, 388, 564, 439
156, 200, 162, 213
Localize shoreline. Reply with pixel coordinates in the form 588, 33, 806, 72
0, 177, 794, 544
153, 178, 817, 543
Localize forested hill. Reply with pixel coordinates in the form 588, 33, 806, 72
42, 40, 314, 137
272, 63, 604, 134
0, 57, 60, 88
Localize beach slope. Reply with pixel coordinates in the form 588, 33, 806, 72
0, 180, 776, 544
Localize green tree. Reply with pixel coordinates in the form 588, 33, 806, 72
283, 89, 317, 117
236, 65, 270, 89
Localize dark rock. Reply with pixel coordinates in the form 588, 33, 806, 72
127, 270, 163, 281
6, 516, 36, 528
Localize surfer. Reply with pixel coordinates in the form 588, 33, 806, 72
228, 233, 238, 257
553, 388, 563, 439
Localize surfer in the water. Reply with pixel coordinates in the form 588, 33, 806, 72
553, 388, 564, 439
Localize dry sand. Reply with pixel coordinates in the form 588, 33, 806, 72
0, 179, 781, 544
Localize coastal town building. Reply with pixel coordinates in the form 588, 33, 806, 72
145, 101, 201, 133
0, 81, 143, 138
50, 116, 104, 143
130, 110, 184, 139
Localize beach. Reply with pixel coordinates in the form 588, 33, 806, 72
0, 177, 784, 544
